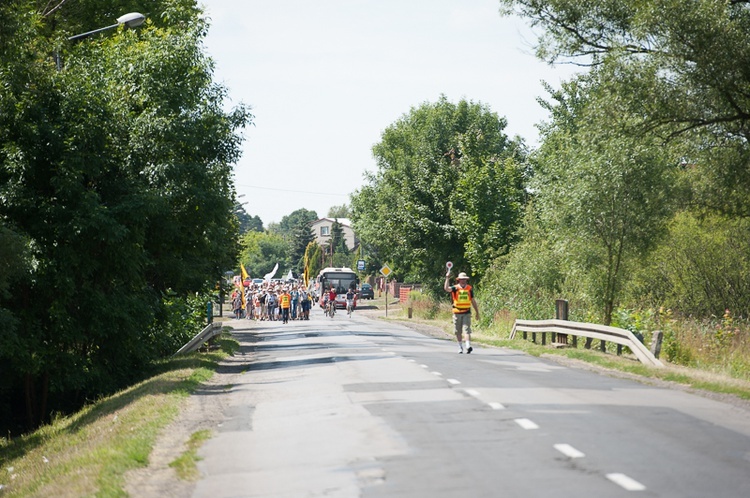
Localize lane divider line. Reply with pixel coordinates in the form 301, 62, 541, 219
465, 389, 480, 397
606, 473, 646, 491
515, 418, 540, 430
432, 371, 442, 376
447, 379, 461, 385
553, 444, 585, 459
488, 402, 505, 410
420, 364, 429, 369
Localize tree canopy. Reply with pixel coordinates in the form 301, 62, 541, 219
350, 96, 526, 292
0, 0, 250, 432
500, 0, 750, 217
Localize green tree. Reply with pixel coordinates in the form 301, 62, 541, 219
500, 0, 750, 217
532, 74, 676, 325
303, 241, 323, 285
274, 208, 318, 238
275, 208, 318, 273
0, 0, 250, 431
328, 204, 350, 218
234, 202, 263, 234
350, 96, 526, 293
239, 231, 289, 279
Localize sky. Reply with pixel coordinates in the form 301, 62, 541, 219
201, 0, 579, 226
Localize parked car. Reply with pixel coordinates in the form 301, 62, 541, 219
359, 283, 374, 300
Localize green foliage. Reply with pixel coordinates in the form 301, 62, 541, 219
628, 212, 750, 317
500, 0, 750, 217
303, 241, 323, 285
0, 0, 250, 432
270, 208, 317, 274
148, 291, 214, 358
234, 202, 263, 234
530, 72, 677, 324
406, 290, 447, 320
351, 95, 526, 294
327, 204, 350, 218
478, 207, 566, 321
239, 231, 289, 278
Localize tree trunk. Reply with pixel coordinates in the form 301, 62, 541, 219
24, 373, 36, 429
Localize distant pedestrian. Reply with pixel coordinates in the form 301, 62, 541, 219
444, 271, 480, 353
291, 286, 300, 320
232, 291, 243, 320
280, 287, 291, 324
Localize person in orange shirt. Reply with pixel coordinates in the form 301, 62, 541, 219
279, 287, 292, 324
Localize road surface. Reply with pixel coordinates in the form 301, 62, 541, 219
188, 308, 750, 497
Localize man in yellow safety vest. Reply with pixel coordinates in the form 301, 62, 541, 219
444, 271, 480, 353
279, 288, 292, 324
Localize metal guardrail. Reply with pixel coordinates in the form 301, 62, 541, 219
510, 319, 664, 368
173, 322, 223, 356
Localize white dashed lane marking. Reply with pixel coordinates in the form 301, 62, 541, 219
431, 371, 442, 376
606, 473, 646, 491
464, 389, 479, 397
447, 379, 461, 385
514, 418, 540, 430
488, 402, 505, 410
554, 444, 585, 459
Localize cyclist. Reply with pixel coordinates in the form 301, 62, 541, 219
346, 287, 356, 317
327, 287, 337, 318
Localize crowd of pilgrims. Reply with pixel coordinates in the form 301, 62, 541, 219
231, 282, 312, 324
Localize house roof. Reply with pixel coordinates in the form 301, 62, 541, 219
311, 217, 352, 227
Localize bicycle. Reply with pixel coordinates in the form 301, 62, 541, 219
327, 300, 336, 318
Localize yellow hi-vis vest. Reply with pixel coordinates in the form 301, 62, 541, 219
280, 293, 291, 309
451, 284, 472, 314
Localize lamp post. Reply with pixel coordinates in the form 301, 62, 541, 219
68, 12, 146, 42
56, 12, 146, 70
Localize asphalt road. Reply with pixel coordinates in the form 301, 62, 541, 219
191, 308, 750, 497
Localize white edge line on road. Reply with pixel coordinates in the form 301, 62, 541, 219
447, 379, 461, 385
606, 473, 646, 491
554, 444, 585, 459
488, 402, 505, 410
515, 418, 539, 430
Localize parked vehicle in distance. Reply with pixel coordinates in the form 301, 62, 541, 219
359, 283, 374, 300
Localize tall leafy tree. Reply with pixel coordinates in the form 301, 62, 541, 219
239, 231, 289, 279
350, 96, 526, 292
274, 208, 317, 273
0, 0, 250, 430
532, 73, 677, 325
289, 222, 315, 274
327, 204, 350, 219
303, 241, 323, 285
499, 0, 750, 217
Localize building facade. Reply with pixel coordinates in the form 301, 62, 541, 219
310, 218, 357, 251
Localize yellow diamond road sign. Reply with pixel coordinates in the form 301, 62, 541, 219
380, 264, 392, 277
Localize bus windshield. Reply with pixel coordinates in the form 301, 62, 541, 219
318, 267, 358, 294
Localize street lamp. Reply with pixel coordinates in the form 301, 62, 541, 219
56, 12, 146, 70
68, 12, 146, 42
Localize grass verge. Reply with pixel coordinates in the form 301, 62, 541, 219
169, 429, 212, 481
388, 304, 750, 403
0, 332, 238, 497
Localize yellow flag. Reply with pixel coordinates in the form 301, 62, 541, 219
240, 263, 249, 310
